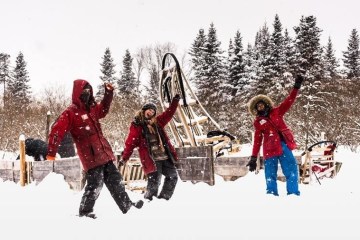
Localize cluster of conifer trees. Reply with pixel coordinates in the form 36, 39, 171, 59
0, 14, 359, 151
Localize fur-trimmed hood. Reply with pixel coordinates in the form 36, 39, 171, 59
248, 94, 275, 116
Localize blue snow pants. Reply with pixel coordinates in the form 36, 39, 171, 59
264, 141, 300, 196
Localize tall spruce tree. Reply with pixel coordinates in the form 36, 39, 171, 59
97, 48, 116, 98
293, 15, 325, 147
118, 49, 137, 97
323, 37, 339, 79
0, 53, 11, 106
268, 14, 285, 79
283, 29, 296, 76
201, 23, 225, 108
294, 16, 323, 79
227, 30, 246, 97
343, 28, 360, 78
7, 52, 31, 108
251, 24, 271, 93
189, 28, 207, 87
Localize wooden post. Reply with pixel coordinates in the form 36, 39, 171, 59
19, 134, 26, 186
46, 111, 51, 141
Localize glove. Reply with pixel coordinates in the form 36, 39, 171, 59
294, 75, 304, 89
104, 83, 114, 91
173, 94, 180, 100
246, 156, 257, 172
46, 155, 55, 161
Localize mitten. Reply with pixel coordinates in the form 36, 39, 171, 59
246, 156, 257, 172
294, 75, 304, 89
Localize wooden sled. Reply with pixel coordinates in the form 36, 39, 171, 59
300, 141, 341, 184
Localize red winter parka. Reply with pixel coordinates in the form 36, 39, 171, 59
249, 88, 299, 160
121, 98, 180, 175
47, 79, 115, 172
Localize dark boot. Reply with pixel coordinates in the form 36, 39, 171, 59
79, 212, 97, 219
144, 171, 161, 201
122, 200, 144, 214
132, 200, 144, 209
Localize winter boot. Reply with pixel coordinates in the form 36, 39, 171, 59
157, 192, 171, 200
144, 191, 157, 201
132, 200, 144, 209
79, 212, 97, 219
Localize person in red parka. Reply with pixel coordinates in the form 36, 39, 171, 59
246, 75, 304, 196
46, 79, 143, 218
121, 94, 180, 201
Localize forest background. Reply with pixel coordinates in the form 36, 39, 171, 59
1, 14, 359, 152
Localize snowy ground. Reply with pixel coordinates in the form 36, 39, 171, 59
0, 146, 359, 240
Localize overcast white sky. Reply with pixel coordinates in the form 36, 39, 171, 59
1, 0, 359, 97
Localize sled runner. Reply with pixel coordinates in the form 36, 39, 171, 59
300, 141, 341, 184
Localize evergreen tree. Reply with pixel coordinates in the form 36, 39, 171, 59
343, 28, 360, 78
227, 30, 246, 97
118, 49, 137, 97
283, 29, 296, 75
293, 15, 325, 147
7, 52, 31, 108
251, 23, 271, 93
0, 53, 11, 106
323, 37, 339, 79
293, 15, 323, 79
97, 48, 116, 98
201, 23, 226, 108
189, 28, 207, 86
268, 14, 286, 79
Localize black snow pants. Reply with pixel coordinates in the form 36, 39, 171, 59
79, 161, 133, 215
145, 159, 178, 200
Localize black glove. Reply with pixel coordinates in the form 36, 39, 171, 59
294, 75, 304, 89
173, 94, 180, 100
246, 156, 257, 172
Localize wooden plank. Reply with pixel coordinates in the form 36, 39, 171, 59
176, 145, 214, 186
0, 161, 14, 181
214, 156, 249, 181
31, 160, 54, 183
54, 157, 84, 190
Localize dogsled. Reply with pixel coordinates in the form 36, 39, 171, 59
300, 140, 342, 184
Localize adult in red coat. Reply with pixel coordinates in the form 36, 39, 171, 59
246, 75, 304, 196
121, 95, 180, 201
47, 79, 143, 218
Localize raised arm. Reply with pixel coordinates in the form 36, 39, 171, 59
278, 75, 303, 116
96, 83, 114, 119
157, 94, 180, 127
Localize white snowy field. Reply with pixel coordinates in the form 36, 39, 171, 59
0, 146, 359, 240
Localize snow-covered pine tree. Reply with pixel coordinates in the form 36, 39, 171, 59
283, 29, 296, 76
268, 14, 285, 79
202, 23, 226, 112
118, 49, 138, 97
0, 53, 11, 107
323, 37, 339, 79
251, 24, 272, 94
97, 47, 116, 98
343, 28, 360, 79
7, 52, 31, 108
189, 28, 207, 90
293, 15, 326, 147
227, 30, 246, 98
